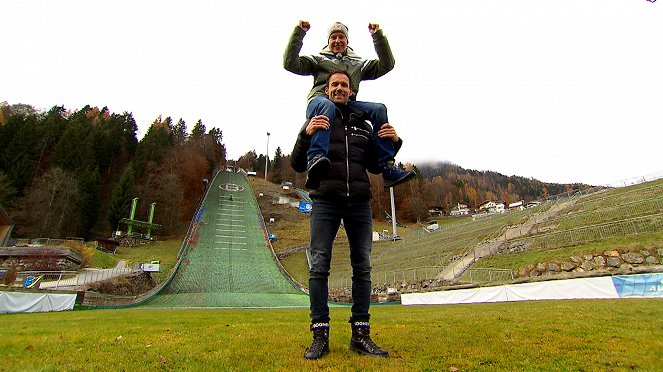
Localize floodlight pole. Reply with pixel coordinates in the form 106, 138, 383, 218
265, 132, 270, 180
390, 186, 398, 240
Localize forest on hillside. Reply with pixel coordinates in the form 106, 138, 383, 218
0, 102, 226, 240
1, 101, 590, 240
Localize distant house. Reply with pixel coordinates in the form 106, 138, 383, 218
478, 200, 496, 211
508, 200, 525, 211
450, 203, 470, 217
478, 200, 505, 214
526, 201, 542, 209
428, 206, 445, 217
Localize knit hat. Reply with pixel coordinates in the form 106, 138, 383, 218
328, 22, 349, 40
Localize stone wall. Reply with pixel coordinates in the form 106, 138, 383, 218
518, 248, 662, 278
328, 248, 663, 301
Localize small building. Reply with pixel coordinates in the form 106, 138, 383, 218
478, 200, 505, 214
526, 201, 542, 208
0, 246, 83, 271
428, 206, 445, 217
450, 203, 471, 217
508, 200, 525, 211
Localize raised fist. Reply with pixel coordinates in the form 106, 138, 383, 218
298, 20, 311, 32
368, 23, 380, 34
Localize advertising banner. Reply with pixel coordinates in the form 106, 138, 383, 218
612, 273, 663, 298
298, 201, 312, 213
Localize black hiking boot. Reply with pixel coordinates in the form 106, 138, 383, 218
382, 161, 415, 188
304, 322, 330, 360
305, 154, 331, 190
349, 321, 388, 357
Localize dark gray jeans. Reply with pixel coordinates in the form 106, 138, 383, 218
308, 199, 373, 324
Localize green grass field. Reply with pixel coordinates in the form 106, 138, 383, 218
1, 299, 661, 370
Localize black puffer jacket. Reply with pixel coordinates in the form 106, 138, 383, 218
290, 105, 402, 201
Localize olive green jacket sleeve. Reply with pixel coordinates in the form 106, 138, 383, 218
360, 29, 395, 80
283, 26, 317, 76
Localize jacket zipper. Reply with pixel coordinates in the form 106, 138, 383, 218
345, 123, 350, 197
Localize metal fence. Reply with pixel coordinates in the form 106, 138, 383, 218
504, 213, 663, 253
330, 266, 446, 288
460, 268, 514, 284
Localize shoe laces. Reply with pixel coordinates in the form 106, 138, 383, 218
309, 334, 328, 353
357, 335, 381, 352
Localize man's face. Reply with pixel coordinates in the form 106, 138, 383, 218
326, 73, 352, 105
328, 32, 348, 54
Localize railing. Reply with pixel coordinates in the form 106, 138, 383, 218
330, 266, 446, 288
504, 213, 663, 253
4, 267, 140, 291
460, 268, 514, 283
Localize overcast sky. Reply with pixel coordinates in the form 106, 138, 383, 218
2, 0, 661, 186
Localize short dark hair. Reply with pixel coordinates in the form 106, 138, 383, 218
326, 70, 352, 87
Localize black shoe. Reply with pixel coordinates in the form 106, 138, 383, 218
382, 161, 415, 188
349, 321, 388, 357
305, 155, 331, 190
304, 323, 330, 360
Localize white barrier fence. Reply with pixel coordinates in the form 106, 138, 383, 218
401, 272, 663, 306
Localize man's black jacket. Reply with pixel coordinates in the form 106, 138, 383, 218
290, 105, 403, 201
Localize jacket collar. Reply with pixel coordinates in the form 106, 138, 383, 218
319, 46, 362, 60
334, 104, 364, 120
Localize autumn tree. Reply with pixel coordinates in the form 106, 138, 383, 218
12, 167, 81, 237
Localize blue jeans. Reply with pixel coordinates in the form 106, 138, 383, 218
306, 96, 395, 164
308, 199, 373, 324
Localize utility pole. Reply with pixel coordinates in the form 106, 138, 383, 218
265, 132, 270, 181
390, 187, 398, 240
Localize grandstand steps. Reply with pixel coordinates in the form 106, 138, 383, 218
438, 197, 582, 282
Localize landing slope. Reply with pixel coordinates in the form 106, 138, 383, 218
141, 171, 309, 308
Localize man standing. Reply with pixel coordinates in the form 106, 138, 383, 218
284, 20, 415, 190
291, 71, 399, 359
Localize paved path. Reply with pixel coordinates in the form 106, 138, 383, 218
437, 199, 578, 282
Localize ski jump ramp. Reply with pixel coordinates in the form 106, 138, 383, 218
140, 171, 309, 309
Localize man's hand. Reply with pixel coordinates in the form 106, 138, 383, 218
377, 123, 399, 142
306, 115, 330, 136
298, 20, 310, 32
368, 23, 381, 35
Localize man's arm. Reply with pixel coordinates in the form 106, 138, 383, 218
367, 123, 403, 174
283, 21, 317, 76
377, 122, 403, 155
361, 24, 395, 80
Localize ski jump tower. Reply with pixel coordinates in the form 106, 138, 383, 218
117, 197, 162, 246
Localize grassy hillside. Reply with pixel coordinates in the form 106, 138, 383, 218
468, 179, 663, 281
250, 176, 663, 290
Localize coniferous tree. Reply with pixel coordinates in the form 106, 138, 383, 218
78, 167, 101, 239
173, 118, 187, 145
190, 119, 206, 140
0, 170, 16, 206
107, 163, 137, 231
